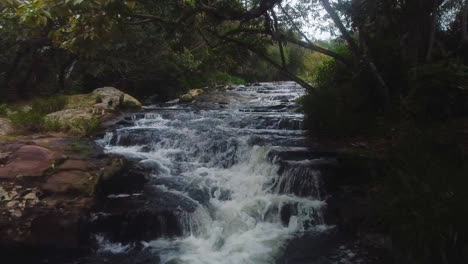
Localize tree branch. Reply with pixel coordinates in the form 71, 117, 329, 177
212, 32, 315, 92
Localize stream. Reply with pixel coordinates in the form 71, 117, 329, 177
83, 82, 361, 264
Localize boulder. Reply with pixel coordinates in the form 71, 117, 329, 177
123, 93, 142, 108
179, 93, 194, 103
92, 87, 125, 110
179, 89, 205, 103
0, 118, 13, 136
45, 108, 99, 135
0, 145, 57, 179
65, 87, 142, 111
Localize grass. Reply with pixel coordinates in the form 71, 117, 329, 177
7, 96, 67, 134
5, 96, 99, 136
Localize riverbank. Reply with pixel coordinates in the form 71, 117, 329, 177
310, 116, 468, 264
0, 87, 147, 262
0, 135, 108, 259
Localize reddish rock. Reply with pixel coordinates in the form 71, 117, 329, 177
42, 170, 97, 195
0, 145, 56, 178
59, 159, 91, 171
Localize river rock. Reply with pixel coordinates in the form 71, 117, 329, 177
0, 145, 56, 179
64, 87, 142, 111
123, 94, 142, 108
92, 87, 125, 110
45, 108, 97, 135
42, 170, 97, 196
0, 118, 13, 135
179, 89, 205, 103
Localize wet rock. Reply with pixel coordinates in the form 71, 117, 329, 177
0, 145, 56, 179
91, 186, 197, 243
98, 159, 148, 195
268, 147, 336, 162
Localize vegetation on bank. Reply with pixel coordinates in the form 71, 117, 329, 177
296, 2, 468, 262
0, 96, 100, 135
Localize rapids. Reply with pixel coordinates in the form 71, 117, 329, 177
93, 82, 337, 264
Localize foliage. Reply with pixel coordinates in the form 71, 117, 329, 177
9, 109, 45, 133
378, 126, 468, 263
406, 62, 468, 121
31, 96, 68, 115
299, 42, 379, 136
8, 96, 67, 133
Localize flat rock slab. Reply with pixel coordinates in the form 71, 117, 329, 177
0, 145, 57, 178
42, 170, 96, 195
59, 159, 91, 171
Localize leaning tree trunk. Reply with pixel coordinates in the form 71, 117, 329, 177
319, 0, 390, 108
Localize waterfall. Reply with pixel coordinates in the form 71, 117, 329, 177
94, 82, 331, 264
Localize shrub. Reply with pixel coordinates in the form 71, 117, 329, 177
299, 47, 381, 136
405, 62, 468, 121
9, 110, 44, 133
31, 96, 68, 115
42, 118, 62, 132
8, 96, 68, 134
377, 127, 468, 263
209, 72, 246, 86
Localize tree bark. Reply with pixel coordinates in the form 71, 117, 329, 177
320, 0, 390, 107
57, 55, 77, 93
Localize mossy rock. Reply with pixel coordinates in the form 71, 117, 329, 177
65, 94, 100, 110
44, 109, 101, 136
65, 88, 141, 110
123, 94, 142, 108
179, 89, 205, 103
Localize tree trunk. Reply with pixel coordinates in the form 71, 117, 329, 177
57, 55, 77, 93
320, 0, 390, 107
